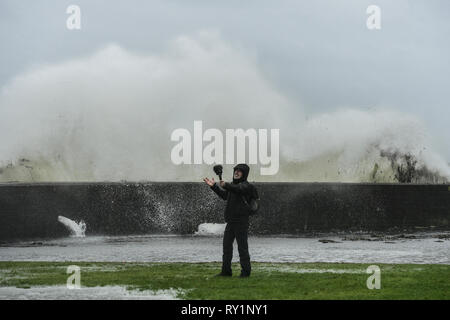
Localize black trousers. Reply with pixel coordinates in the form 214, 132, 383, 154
222, 222, 251, 276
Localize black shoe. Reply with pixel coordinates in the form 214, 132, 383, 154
215, 272, 232, 277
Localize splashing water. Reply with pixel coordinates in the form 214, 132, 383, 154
0, 31, 448, 183
195, 223, 226, 236
57, 216, 86, 237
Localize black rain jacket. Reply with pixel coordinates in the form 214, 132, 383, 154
210, 163, 256, 224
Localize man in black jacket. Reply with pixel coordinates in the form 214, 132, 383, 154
203, 163, 254, 277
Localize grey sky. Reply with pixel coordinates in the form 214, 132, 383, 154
1, 0, 449, 159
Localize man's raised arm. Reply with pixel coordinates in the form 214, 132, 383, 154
204, 177, 228, 200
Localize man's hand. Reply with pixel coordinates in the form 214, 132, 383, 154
219, 180, 225, 187
203, 177, 215, 187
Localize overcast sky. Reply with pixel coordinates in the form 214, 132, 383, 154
1, 0, 449, 160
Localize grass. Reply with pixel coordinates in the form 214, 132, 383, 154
0, 261, 449, 299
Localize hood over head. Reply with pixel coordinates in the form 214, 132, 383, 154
233, 163, 250, 183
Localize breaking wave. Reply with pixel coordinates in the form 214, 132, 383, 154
0, 31, 448, 183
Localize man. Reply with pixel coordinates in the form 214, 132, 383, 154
203, 163, 255, 278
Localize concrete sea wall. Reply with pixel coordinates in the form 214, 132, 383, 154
0, 182, 449, 241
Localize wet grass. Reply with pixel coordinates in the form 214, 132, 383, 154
0, 261, 448, 299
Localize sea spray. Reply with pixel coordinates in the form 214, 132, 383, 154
0, 32, 448, 183
57, 216, 86, 237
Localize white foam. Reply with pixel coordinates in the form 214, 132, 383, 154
0, 285, 182, 300
195, 223, 226, 236
257, 265, 365, 274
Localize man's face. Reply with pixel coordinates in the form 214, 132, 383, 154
233, 169, 243, 179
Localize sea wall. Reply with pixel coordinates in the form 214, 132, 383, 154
0, 182, 449, 240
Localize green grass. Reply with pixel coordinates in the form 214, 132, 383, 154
0, 261, 449, 299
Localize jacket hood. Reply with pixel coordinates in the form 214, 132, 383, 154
233, 163, 250, 183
